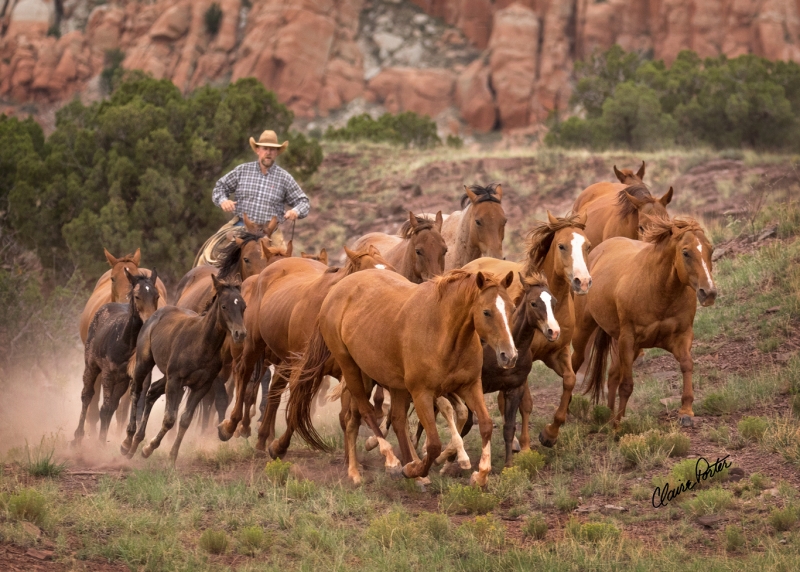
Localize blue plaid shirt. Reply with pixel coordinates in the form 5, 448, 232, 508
211, 162, 310, 225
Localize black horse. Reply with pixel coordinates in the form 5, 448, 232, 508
73, 269, 160, 445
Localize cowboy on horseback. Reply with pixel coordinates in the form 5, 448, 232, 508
212, 130, 310, 248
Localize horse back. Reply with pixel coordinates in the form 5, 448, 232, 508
86, 302, 136, 366
461, 258, 524, 302
573, 182, 625, 213
79, 281, 113, 343
581, 190, 638, 246
351, 233, 403, 264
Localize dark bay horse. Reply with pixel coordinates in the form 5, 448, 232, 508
121, 276, 246, 461
78, 248, 167, 434
285, 269, 517, 486
440, 184, 506, 270
572, 217, 717, 428
218, 245, 396, 451
350, 212, 446, 283
73, 269, 160, 445
463, 212, 592, 448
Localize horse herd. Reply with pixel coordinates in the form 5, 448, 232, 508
73, 161, 718, 487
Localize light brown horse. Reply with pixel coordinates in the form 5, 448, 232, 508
285, 269, 517, 486
350, 212, 446, 283
571, 216, 717, 427
78, 248, 168, 434
218, 245, 396, 448
463, 211, 592, 447
440, 184, 506, 270
573, 162, 646, 212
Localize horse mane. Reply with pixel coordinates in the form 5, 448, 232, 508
397, 216, 435, 238
523, 212, 587, 275
116, 253, 140, 265
615, 183, 655, 218
432, 269, 501, 302
215, 231, 261, 280
460, 183, 502, 209
642, 216, 705, 246
521, 272, 548, 290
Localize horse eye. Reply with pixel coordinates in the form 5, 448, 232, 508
222, 304, 227, 309
476, 220, 482, 226
483, 310, 490, 317
682, 250, 690, 257
243, 258, 249, 263
558, 244, 566, 251
415, 249, 422, 256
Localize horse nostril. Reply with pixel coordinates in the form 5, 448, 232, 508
587, 278, 593, 289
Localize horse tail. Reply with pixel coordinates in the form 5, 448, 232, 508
326, 380, 345, 403
284, 324, 333, 452
583, 329, 611, 405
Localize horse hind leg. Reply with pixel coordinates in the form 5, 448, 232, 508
256, 368, 286, 454
518, 382, 533, 452
99, 372, 130, 443
435, 395, 471, 471
501, 385, 525, 467
126, 375, 166, 458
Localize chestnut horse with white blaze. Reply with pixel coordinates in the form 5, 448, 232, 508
439, 184, 506, 270
463, 211, 592, 448
572, 216, 717, 427
285, 269, 517, 486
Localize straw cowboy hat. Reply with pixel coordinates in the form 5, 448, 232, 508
249, 130, 289, 154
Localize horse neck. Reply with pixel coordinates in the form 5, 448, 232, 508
641, 241, 687, 306
396, 238, 420, 282
511, 302, 538, 350
122, 296, 144, 348
457, 204, 481, 262
541, 246, 575, 326
429, 283, 480, 355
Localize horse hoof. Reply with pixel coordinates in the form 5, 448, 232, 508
387, 465, 405, 480
679, 415, 695, 428
469, 471, 488, 488
364, 436, 378, 451
141, 445, 153, 458
268, 440, 286, 460
119, 443, 130, 455
538, 430, 557, 448
458, 458, 472, 471
217, 425, 233, 442
235, 426, 251, 439
512, 437, 521, 453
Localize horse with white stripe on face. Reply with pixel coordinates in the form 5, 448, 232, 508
571, 216, 717, 428
464, 211, 593, 448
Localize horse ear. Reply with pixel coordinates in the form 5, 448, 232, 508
637, 161, 646, 181
150, 267, 158, 285
285, 240, 293, 257
260, 239, 272, 259
104, 248, 118, 267
660, 186, 674, 206
624, 190, 648, 210
344, 246, 357, 261
301, 251, 308, 258
242, 213, 258, 233
613, 165, 625, 183
408, 211, 417, 228
319, 248, 328, 265
368, 244, 380, 257
494, 184, 503, 200
434, 210, 443, 233
465, 185, 478, 205
475, 271, 486, 289
211, 273, 221, 293
546, 211, 559, 226
235, 236, 245, 246
124, 266, 137, 286
266, 216, 279, 237
132, 248, 141, 266
576, 210, 588, 226
502, 270, 514, 289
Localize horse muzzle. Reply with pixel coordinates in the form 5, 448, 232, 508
231, 328, 247, 344
496, 347, 518, 369
697, 287, 717, 307
571, 276, 592, 295
544, 327, 560, 343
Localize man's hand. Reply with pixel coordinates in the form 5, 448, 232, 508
284, 209, 299, 221
220, 199, 237, 213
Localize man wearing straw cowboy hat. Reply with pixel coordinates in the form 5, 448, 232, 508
211, 129, 310, 248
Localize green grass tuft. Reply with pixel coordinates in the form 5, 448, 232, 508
725, 525, 746, 552
7, 489, 47, 524
514, 450, 546, 479
237, 526, 269, 556
769, 506, 798, 531
681, 488, 734, 516
23, 436, 66, 477
738, 416, 769, 442
569, 395, 592, 420
264, 458, 292, 485
490, 466, 530, 504
522, 513, 548, 540
592, 405, 613, 425
199, 529, 228, 554
440, 484, 499, 515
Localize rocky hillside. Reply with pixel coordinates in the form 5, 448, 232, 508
3, 0, 800, 134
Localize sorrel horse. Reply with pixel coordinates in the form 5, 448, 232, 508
194, 214, 279, 267
572, 161, 646, 213
440, 184, 506, 270
73, 269, 160, 445
78, 248, 167, 433
285, 269, 517, 486
121, 276, 246, 461
218, 245, 396, 452
572, 216, 717, 427
463, 212, 592, 447
350, 212, 446, 283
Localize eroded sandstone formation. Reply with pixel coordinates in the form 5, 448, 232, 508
3, 0, 800, 132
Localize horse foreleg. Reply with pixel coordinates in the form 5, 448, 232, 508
345, 398, 363, 485
170, 382, 214, 462
115, 391, 131, 435
257, 365, 272, 422
606, 346, 622, 416
218, 336, 263, 441
502, 385, 525, 467
402, 391, 438, 479
121, 353, 154, 455
99, 372, 128, 443
458, 380, 493, 487
434, 395, 471, 470
126, 375, 165, 458
74, 361, 101, 445
539, 347, 577, 448
519, 382, 533, 452
142, 376, 182, 458
672, 334, 696, 426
